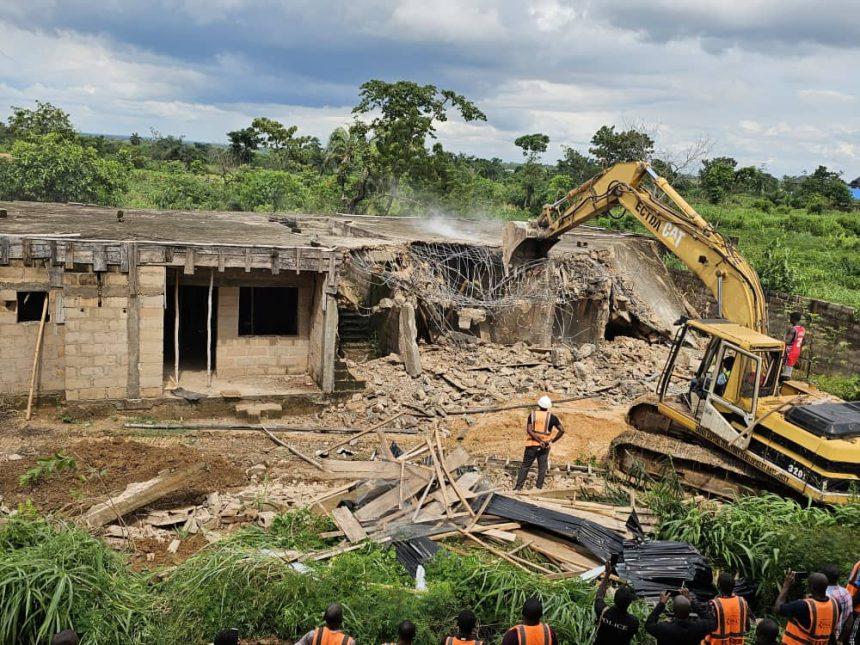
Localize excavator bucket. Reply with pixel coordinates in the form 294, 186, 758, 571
502, 220, 561, 270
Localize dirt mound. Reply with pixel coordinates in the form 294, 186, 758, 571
0, 437, 245, 514
457, 398, 631, 463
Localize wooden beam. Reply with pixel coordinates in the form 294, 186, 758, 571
331, 506, 367, 543
318, 411, 406, 457
82, 463, 205, 528
25, 293, 50, 421
260, 424, 324, 470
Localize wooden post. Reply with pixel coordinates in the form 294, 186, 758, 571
206, 269, 213, 387
25, 293, 50, 420
173, 271, 180, 386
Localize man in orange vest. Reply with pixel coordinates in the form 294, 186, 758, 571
847, 561, 860, 608
513, 396, 565, 491
442, 609, 483, 645
774, 571, 839, 645
502, 597, 559, 645
295, 603, 356, 645
704, 572, 751, 645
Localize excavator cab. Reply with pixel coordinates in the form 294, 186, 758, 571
644, 318, 860, 503
656, 319, 785, 447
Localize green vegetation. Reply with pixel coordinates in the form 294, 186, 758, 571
2, 493, 859, 644
0, 96, 857, 310
18, 453, 77, 488
650, 484, 860, 604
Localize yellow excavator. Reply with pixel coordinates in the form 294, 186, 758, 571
503, 161, 860, 504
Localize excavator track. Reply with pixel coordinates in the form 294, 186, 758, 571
609, 400, 770, 499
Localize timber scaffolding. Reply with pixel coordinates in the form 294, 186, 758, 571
0, 201, 693, 406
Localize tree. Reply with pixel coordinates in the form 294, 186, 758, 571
734, 165, 779, 196
352, 80, 486, 214
226, 126, 261, 164
588, 125, 654, 166
324, 123, 376, 212
556, 147, 600, 185
0, 134, 129, 204
514, 133, 550, 210
5, 101, 75, 141
797, 166, 852, 211
699, 156, 738, 203
129, 132, 142, 146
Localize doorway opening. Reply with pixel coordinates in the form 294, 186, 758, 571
164, 285, 218, 371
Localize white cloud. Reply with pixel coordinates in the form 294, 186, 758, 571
798, 89, 855, 104
387, 0, 507, 42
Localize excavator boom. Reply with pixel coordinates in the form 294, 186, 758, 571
502, 161, 768, 333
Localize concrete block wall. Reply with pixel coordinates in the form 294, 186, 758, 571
0, 264, 65, 395
63, 270, 129, 400
216, 275, 314, 378
670, 268, 860, 377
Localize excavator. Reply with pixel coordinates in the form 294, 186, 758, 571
503, 161, 860, 504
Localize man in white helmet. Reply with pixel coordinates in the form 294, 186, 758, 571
513, 395, 565, 490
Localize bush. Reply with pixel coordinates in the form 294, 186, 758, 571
806, 194, 829, 214
751, 199, 772, 213
812, 374, 860, 401
0, 513, 153, 644
0, 134, 129, 205
150, 172, 220, 210
224, 168, 308, 212
836, 215, 860, 236
652, 491, 860, 605
755, 240, 801, 293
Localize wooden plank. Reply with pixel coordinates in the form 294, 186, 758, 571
436, 428, 475, 517
319, 459, 431, 480
426, 437, 452, 518
354, 447, 470, 522
217, 248, 225, 272
331, 506, 368, 544
412, 471, 483, 522
271, 250, 280, 275
513, 529, 601, 571
318, 412, 406, 457
0, 237, 9, 265
82, 463, 205, 528
25, 294, 50, 420
244, 248, 251, 272
63, 242, 73, 269
260, 424, 324, 470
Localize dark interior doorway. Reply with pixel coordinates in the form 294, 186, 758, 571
164, 285, 218, 370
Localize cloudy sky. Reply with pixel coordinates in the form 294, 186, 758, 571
0, 1, 857, 176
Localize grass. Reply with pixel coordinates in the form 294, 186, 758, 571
648, 480, 860, 604
4, 493, 859, 643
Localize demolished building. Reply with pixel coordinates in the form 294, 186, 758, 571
0, 201, 693, 404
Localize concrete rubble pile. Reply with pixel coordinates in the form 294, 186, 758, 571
317, 337, 671, 432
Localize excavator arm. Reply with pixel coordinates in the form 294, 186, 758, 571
502, 161, 768, 333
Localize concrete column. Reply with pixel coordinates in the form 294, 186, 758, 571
397, 302, 422, 377
320, 292, 338, 393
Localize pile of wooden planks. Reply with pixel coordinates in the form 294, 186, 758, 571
296, 420, 656, 579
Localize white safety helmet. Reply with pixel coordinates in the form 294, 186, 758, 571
538, 395, 552, 410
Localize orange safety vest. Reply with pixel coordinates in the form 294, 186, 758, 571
782, 598, 838, 645
704, 595, 749, 645
509, 623, 552, 645
444, 637, 483, 645
312, 627, 352, 645
526, 411, 553, 447
847, 561, 860, 607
